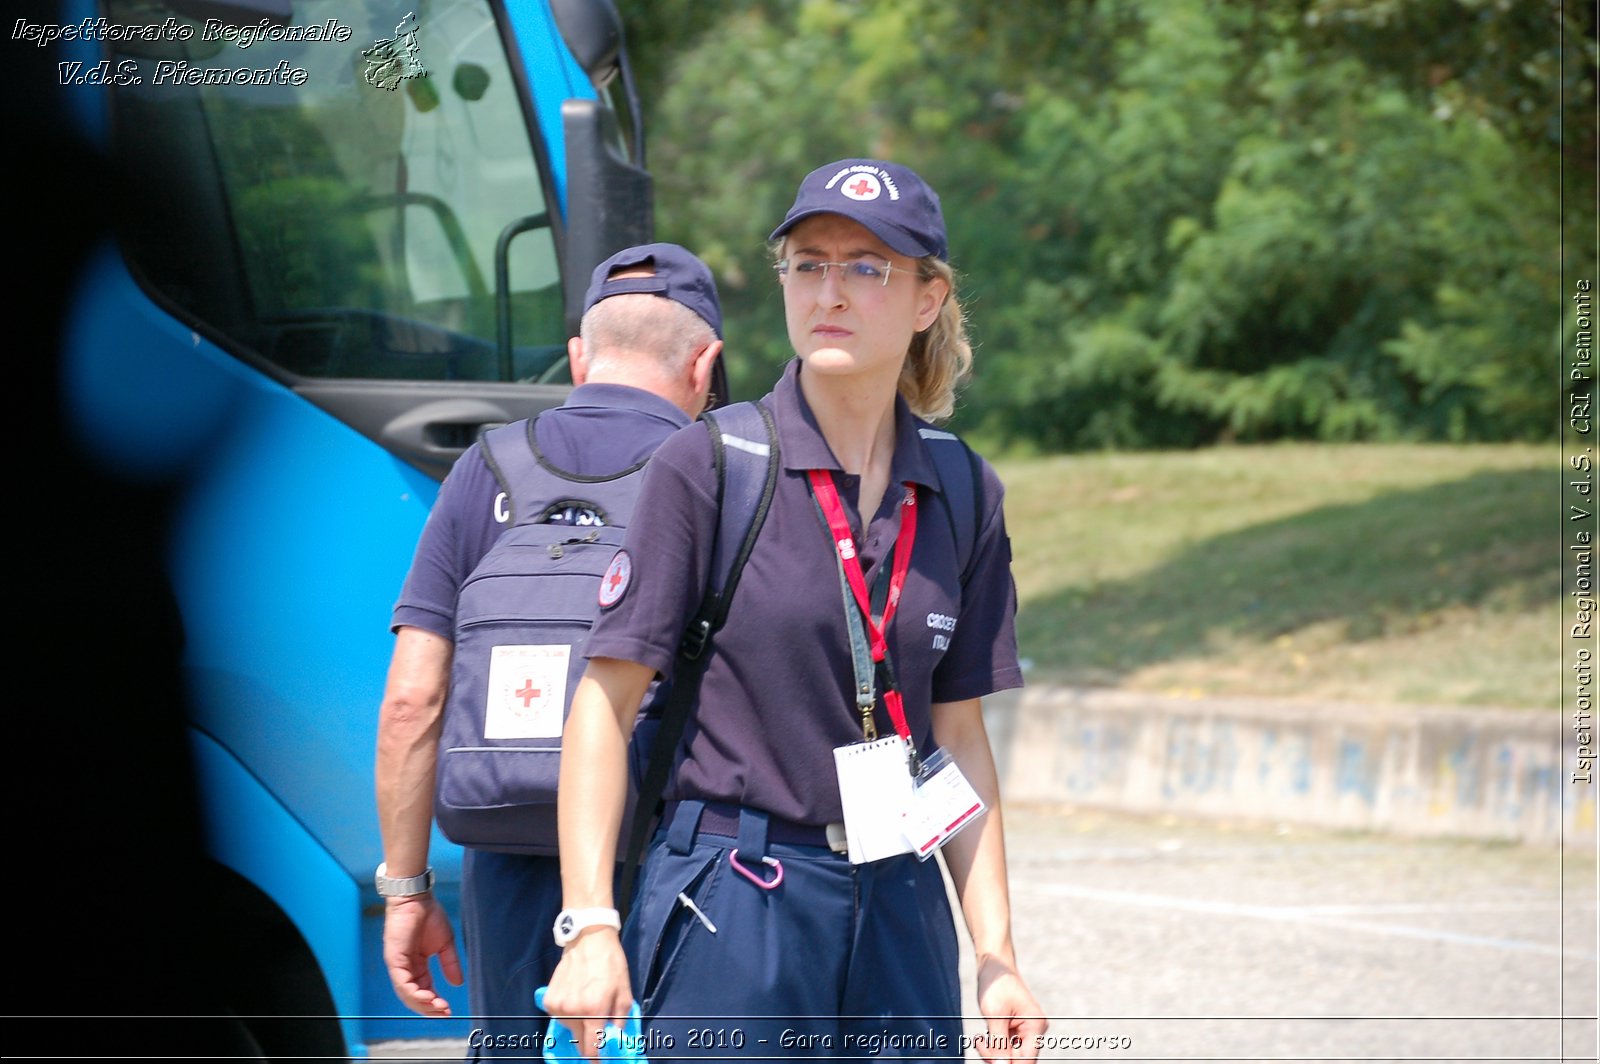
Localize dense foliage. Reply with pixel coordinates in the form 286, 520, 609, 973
616, 0, 1594, 448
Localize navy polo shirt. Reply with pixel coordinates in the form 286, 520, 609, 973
391, 383, 692, 639
585, 359, 1023, 826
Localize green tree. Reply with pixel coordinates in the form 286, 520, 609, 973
616, 0, 1593, 447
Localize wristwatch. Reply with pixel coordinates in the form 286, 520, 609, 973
375, 862, 435, 898
552, 907, 621, 947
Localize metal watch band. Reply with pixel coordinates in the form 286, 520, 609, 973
375, 862, 435, 897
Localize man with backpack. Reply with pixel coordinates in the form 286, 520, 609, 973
374, 244, 724, 1054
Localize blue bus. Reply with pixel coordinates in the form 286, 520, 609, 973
45, 0, 669, 1054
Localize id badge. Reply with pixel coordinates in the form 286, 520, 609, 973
901, 747, 986, 860
833, 736, 917, 865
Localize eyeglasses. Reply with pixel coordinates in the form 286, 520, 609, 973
774, 257, 923, 288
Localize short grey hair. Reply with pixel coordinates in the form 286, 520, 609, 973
579, 293, 716, 375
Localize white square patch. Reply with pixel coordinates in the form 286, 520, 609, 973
484, 644, 569, 739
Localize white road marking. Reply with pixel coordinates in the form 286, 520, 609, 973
1015, 882, 1594, 959
1294, 901, 1577, 916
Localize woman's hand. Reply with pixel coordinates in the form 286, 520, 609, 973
932, 698, 1046, 1061
543, 929, 634, 1061
547, 657, 656, 1059
974, 954, 1046, 1062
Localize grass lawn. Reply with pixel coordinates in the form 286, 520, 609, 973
994, 442, 1557, 709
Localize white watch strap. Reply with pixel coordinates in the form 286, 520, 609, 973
553, 906, 621, 946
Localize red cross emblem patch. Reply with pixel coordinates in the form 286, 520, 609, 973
842, 174, 882, 201
598, 549, 632, 608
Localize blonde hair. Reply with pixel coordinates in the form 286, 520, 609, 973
900, 257, 971, 422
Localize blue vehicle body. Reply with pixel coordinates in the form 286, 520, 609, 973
53, 0, 652, 1053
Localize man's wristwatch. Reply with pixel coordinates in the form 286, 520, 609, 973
375, 862, 435, 898
553, 907, 621, 947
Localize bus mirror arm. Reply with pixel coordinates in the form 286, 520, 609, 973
494, 212, 553, 380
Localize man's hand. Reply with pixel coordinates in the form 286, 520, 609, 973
541, 929, 633, 1062
382, 894, 463, 1017
974, 955, 1046, 1063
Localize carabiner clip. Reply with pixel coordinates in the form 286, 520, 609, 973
728, 850, 784, 890
906, 741, 924, 779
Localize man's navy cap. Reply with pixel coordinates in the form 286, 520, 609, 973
583, 242, 723, 338
768, 159, 948, 261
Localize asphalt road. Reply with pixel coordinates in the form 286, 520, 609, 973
372, 804, 1598, 1063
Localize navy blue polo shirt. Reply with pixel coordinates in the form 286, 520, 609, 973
585, 359, 1023, 826
391, 383, 692, 639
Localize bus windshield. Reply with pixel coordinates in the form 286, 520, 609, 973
108, 0, 568, 383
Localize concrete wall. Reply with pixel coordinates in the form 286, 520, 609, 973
984, 686, 1597, 849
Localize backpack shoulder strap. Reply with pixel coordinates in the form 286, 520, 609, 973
479, 413, 647, 527
917, 425, 983, 580
619, 400, 779, 917
477, 419, 541, 524
685, 400, 780, 653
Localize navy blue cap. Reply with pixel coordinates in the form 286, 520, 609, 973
582, 242, 723, 338
768, 159, 948, 261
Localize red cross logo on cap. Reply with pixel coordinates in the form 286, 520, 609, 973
598, 549, 632, 608
842, 174, 882, 201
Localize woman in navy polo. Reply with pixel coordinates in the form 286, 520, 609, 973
545, 159, 1046, 1062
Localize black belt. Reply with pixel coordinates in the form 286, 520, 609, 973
664, 799, 847, 854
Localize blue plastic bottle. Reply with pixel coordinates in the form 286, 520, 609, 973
533, 986, 650, 1063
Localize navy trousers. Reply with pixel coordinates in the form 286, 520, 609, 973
460, 728, 656, 1059
622, 800, 963, 1062
460, 848, 564, 1060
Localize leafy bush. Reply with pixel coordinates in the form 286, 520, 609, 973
623, 0, 1595, 448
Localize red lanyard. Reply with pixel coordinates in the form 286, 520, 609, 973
808, 469, 918, 742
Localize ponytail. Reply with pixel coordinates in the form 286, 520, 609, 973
899, 257, 971, 422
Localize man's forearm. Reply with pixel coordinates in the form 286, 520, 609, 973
376, 627, 453, 877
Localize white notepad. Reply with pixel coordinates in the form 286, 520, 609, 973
833, 736, 917, 864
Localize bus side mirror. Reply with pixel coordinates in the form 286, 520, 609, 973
550, 0, 623, 90
560, 98, 652, 340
